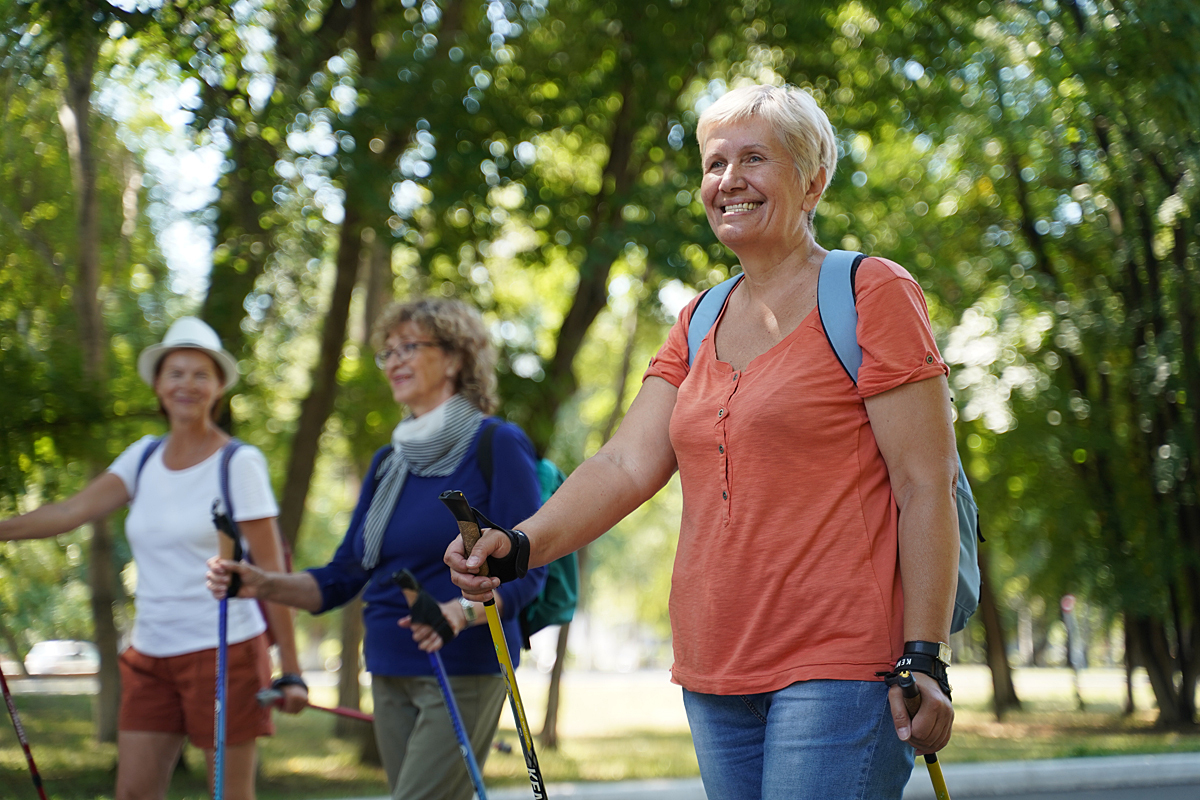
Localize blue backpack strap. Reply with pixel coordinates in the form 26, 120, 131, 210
133, 436, 164, 498
218, 438, 245, 522
476, 419, 502, 488
686, 274, 744, 368
817, 250, 867, 383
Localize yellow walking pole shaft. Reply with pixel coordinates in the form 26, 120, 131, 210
898, 671, 951, 800
441, 490, 548, 800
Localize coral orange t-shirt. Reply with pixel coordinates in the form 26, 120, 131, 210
645, 257, 949, 695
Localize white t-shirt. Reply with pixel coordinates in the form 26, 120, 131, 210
109, 435, 280, 657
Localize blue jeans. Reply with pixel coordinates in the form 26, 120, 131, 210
683, 680, 914, 800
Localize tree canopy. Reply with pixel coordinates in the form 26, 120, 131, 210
2, 0, 1198, 730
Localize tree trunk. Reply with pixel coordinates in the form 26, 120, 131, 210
276, 203, 364, 546
1128, 614, 1184, 726
61, 35, 120, 743
361, 229, 391, 340
201, 133, 277, 363
539, 620, 571, 749
0, 611, 31, 676
89, 515, 121, 741
977, 549, 1020, 719
335, 595, 365, 739
1124, 632, 1136, 715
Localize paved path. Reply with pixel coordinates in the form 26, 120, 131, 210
341, 751, 1199, 800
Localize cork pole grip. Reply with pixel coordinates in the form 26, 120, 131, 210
439, 490, 489, 577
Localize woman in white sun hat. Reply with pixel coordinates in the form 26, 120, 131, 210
0, 316, 305, 800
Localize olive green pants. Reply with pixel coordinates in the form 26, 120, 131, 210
371, 672, 507, 800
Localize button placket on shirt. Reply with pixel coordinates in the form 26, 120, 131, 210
717, 371, 740, 517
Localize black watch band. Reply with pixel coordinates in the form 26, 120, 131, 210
272, 672, 308, 692
904, 640, 951, 665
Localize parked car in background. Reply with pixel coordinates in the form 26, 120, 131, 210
24, 640, 100, 675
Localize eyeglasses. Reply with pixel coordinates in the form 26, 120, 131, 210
374, 341, 441, 368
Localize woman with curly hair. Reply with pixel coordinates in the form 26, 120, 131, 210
209, 297, 546, 800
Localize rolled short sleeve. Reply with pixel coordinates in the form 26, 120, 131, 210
644, 294, 703, 388
853, 258, 949, 398
228, 445, 280, 522
107, 435, 159, 497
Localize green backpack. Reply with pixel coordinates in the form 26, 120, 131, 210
478, 422, 579, 648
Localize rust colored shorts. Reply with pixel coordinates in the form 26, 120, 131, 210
118, 633, 274, 749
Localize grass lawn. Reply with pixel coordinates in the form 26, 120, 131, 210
1, 665, 1197, 799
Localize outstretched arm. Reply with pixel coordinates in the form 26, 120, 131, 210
446, 375, 680, 600
237, 516, 308, 713
0, 472, 130, 541
206, 557, 324, 613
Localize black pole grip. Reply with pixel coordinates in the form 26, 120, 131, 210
897, 670, 939, 766
390, 569, 455, 645
212, 499, 244, 597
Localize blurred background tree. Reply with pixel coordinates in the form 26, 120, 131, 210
1, 0, 1197, 754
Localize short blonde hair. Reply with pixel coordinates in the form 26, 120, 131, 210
697, 85, 838, 222
372, 297, 498, 414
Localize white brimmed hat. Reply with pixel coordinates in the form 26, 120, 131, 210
137, 317, 239, 392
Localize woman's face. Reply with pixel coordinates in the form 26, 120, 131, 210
700, 116, 822, 255
154, 349, 224, 424
380, 321, 461, 416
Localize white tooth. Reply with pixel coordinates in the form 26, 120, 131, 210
724, 202, 760, 213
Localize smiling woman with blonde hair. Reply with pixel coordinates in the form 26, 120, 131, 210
0, 316, 305, 800
448, 84, 961, 800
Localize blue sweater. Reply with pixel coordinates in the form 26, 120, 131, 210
307, 420, 546, 677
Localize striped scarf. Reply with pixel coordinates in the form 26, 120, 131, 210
360, 394, 484, 569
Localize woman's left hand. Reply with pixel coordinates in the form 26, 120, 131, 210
278, 683, 309, 714
399, 598, 466, 653
888, 670, 953, 753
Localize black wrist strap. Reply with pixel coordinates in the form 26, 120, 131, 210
406, 585, 456, 646
272, 672, 307, 691
877, 653, 952, 700
471, 508, 530, 583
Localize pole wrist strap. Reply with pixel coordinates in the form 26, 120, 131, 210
877, 653, 952, 700
471, 508, 531, 583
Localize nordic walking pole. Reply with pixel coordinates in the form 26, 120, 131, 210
392, 569, 490, 800
440, 490, 547, 800
212, 499, 245, 800
897, 671, 951, 800
255, 688, 376, 723
0, 663, 49, 800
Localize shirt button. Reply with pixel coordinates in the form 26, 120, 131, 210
717, 408, 725, 418
722, 491, 728, 500
718, 445, 725, 454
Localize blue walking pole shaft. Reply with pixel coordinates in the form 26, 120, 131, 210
214, 598, 229, 800
393, 570, 490, 800
212, 499, 244, 800
431, 650, 490, 800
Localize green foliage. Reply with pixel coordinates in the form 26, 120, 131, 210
3, 0, 1200, 723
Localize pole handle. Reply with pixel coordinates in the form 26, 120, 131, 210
439, 490, 490, 577
898, 669, 923, 718
212, 500, 244, 597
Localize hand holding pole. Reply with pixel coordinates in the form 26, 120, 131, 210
440, 490, 548, 800
898, 671, 952, 800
